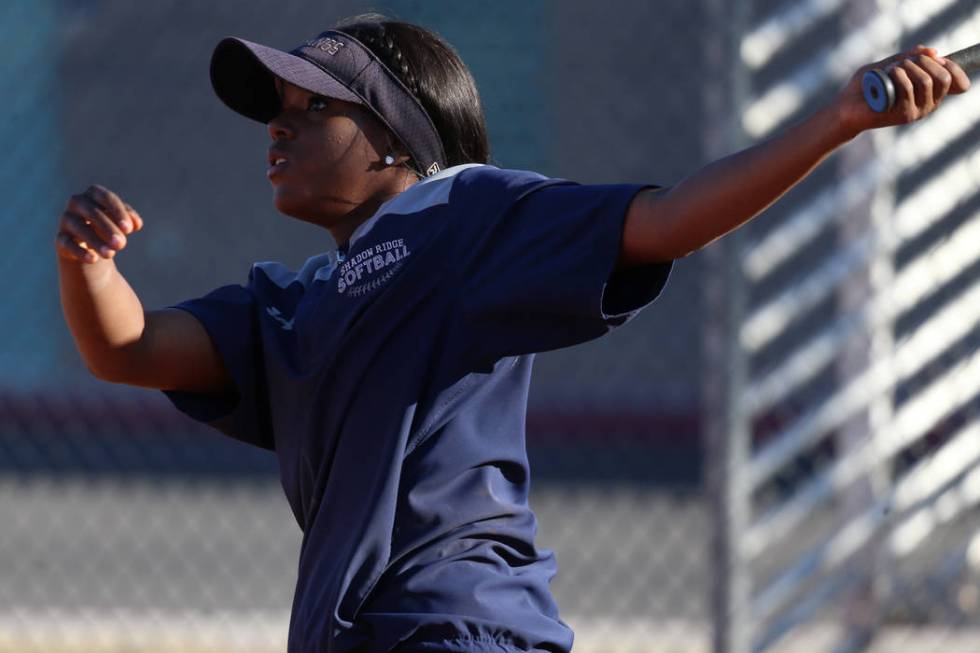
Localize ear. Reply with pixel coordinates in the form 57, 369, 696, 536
390, 152, 413, 167
382, 133, 412, 164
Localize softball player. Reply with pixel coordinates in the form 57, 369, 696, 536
56, 12, 969, 653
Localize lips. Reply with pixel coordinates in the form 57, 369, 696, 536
267, 149, 290, 180
267, 149, 289, 167
267, 158, 289, 180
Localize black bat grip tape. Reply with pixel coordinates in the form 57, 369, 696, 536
862, 42, 980, 113
948, 42, 980, 73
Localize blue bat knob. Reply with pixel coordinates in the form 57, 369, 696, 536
862, 69, 895, 113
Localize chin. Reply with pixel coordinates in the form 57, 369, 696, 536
273, 192, 339, 230
272, 188, 308, 219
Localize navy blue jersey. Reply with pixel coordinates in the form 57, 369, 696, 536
163, 164, 673, 653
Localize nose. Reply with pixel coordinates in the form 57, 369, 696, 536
267, 114, 294, 141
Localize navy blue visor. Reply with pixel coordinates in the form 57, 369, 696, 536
210, 30, 447, 177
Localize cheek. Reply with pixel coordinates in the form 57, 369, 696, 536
270, 131, 374, 206
299, 135, 365, 183
280, 137, 354, 191
316, 132, 355, 159
316, 117, 372, 160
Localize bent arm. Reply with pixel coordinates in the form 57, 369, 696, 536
58, 256, 232, 393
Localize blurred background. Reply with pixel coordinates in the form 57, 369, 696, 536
3, 0, 980, 651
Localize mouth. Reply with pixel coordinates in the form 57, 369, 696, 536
267, 157, 289, 180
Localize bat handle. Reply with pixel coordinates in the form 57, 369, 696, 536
862, 42, 980, 113
862, 68, 895, 113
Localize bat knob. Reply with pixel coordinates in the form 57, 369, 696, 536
862, 68, 895, 113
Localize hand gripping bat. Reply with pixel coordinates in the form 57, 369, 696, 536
863, 42, 980, 113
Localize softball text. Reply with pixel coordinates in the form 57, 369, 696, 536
337, 238, 411, 295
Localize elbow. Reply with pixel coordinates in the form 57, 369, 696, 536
85, 357, 127, 384
83, 345, 142, 385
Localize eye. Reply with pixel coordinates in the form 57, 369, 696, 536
307, 95, 330, 111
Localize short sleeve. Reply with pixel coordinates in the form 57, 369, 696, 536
459, 179, 673, 359
161, 279, 275, 451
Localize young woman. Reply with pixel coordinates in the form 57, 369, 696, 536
55, 13, 969, 653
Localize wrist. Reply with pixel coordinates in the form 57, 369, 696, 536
59, 254, 118, 293
817, 99, 861, 146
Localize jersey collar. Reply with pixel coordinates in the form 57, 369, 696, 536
345, 163, 486, 250
301, 163, 486, 286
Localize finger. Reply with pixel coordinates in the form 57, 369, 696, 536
60, 212, 117, 259
942, 58, 972, 94
913, 44, 938, 56
889, 65, 919, 120
122, 202, 144, 231
55, 231, 99, 264
914, 54, 952, 104
900, 58, 934, 113
870, 45, 936, 73
86, 184, 134, 235
68, 194, 126, 250
872, 51, 911, 72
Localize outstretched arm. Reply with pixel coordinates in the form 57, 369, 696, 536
618, 45, 971, 268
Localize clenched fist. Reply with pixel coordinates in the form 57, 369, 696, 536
834, 45, 971, 138
55, 185, 144, 264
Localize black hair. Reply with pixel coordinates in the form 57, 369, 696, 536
334, 13, 491, 173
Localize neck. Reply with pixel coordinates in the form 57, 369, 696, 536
328, 177, 418, 247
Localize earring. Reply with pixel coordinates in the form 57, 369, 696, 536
384, 154, 395, 166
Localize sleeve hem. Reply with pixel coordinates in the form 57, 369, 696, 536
598, 184, 674, 322
599, 259, 674, 321
159, 296, 276, 452
160, 305, 241, 420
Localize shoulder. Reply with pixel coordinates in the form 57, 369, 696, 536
449, 164, 576, 210
248, 251, 337, 294
451, 163, 567, 194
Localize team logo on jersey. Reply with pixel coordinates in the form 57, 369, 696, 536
337, 238, 411, 296
265, 306, 294, 331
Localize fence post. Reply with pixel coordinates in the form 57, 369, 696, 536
835, 1, 897, 649
0, 0, 65, 389
703, 1, 752, 652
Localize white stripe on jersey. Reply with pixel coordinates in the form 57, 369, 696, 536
254, 163, 485, 290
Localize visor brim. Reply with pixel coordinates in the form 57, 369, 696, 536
209, 37, 364, 123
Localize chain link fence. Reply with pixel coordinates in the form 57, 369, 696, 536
4, 0, 979, 652
5, 1, 705, 651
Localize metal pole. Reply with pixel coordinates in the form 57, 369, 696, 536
835, 1, 897, 649
703, 1, 752, 652
0, 0, 65, 388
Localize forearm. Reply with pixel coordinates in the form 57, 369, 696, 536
644, 103, 854, 260
622, 46, 970, 266
58, 256, 146, 380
